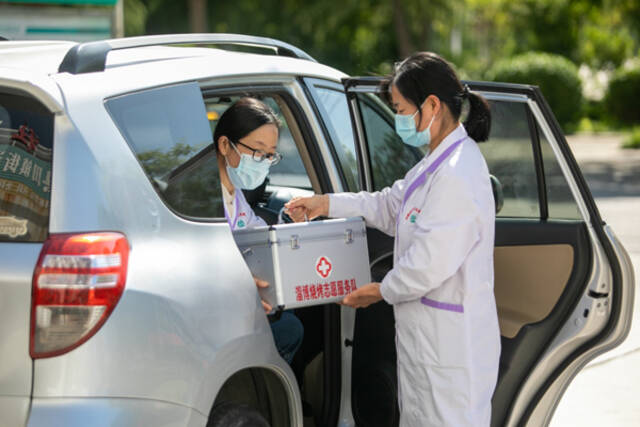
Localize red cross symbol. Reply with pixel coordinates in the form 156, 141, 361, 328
316, 256, 332, 279
11, 125, 40, 153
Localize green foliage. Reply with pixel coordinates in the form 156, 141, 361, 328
137, 143, 196, 178
454, 0, 640, 77
579, 24, 634, 68
617, 0, 640, 35
143, 0, 189, 34
124, 0, 147, 36
123, 0, 640, 134
575, 117, 614, 133
508, 0, 580, 58
622, 126, 640, 149
140, 0, 402, 75
604, 60, 640, 125
486, 52, 583, 129
163, 153, 223, 218
136, 142, 223, 216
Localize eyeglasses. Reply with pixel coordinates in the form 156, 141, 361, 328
230, 140, 283, 166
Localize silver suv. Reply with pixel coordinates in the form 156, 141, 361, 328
0, 34, 634, 427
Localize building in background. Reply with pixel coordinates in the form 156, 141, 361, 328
0, 0, 123, 42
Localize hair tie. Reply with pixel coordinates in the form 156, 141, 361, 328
462, 84, 471, 99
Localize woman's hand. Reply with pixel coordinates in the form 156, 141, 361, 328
341, 283, 383, 309
254, 276, 272, 313
284, 194, 330, 222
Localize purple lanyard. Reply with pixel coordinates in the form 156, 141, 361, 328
397, 137, 467, 226
223, 190, 241, 230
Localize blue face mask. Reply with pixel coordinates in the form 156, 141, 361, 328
394, 101, 435, 147
226, 142, 272, 190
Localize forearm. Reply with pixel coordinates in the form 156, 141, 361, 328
329, 191, 398, 236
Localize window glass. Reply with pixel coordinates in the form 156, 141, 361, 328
538, 123, 582, 219
207, 95, 312, 189
308, 85, 360, 191
108, 85, 313, 220
0, 93, 53, 242
357, 93, 423, 191
106, 82, 224, 219
478, 100, 540, 218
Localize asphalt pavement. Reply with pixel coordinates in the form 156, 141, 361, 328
550, 133, 640, 426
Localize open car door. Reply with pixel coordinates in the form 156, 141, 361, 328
341, 77, 634, 427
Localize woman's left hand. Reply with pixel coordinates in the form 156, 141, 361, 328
341, 283, 383, 309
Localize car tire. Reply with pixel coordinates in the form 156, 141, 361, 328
207, 402, 270, 427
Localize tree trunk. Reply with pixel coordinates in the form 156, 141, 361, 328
392, 0, 414, 58
417, 0, 431, 51
188, 0, 208, 33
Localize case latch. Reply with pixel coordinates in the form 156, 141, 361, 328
290, 234, 300, 250
345, 229, 354, 244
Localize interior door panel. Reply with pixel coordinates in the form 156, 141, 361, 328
495, 244, 574, 339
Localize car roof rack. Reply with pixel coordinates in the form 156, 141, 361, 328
58, 33, 316, 75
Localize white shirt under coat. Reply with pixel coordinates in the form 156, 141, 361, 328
222, 184, 266, 231
329, 124, 501, 426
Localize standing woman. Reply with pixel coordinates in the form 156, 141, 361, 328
286, 52, 500, 426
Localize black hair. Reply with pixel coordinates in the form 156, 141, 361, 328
388, 52, 491, 142
213, 97, 280, 150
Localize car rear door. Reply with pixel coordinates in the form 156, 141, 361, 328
341, 77, 634, 427
0, 77, 59, 426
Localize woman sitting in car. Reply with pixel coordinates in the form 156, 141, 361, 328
212, 97, 303, 364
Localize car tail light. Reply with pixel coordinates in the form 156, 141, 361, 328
30, 232, 130, 359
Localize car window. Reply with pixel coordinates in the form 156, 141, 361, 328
478, 100, 540, 218
349, 91, 549, 219
356, 93, 423, 191
0, 92, 53, 241
106, 82, 224, 220
538, 123, 582, 219
304, 81, 360, 191
206, 95, 312, 190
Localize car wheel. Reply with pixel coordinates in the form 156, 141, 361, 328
207, 402, 270, 427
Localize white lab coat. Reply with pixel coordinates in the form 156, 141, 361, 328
329, 124, 500, 426
224, 188, 266, 231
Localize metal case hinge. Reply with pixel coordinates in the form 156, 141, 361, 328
345, 229, 353, 244
290, 235, 300, 250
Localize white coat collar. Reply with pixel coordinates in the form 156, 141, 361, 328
424, 123, 467, 165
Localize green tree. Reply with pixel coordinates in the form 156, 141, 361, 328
486, 52, 584, 128
124, 0, 639, 80
124, 0, 147, 36
127, 0, 459, 75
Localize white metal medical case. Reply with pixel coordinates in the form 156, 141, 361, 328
233, 217, 371, 311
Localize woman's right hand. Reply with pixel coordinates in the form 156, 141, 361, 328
284, 195, 330, 222
254, 276, 272, 313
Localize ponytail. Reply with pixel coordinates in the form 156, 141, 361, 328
463, 91, 491, 142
